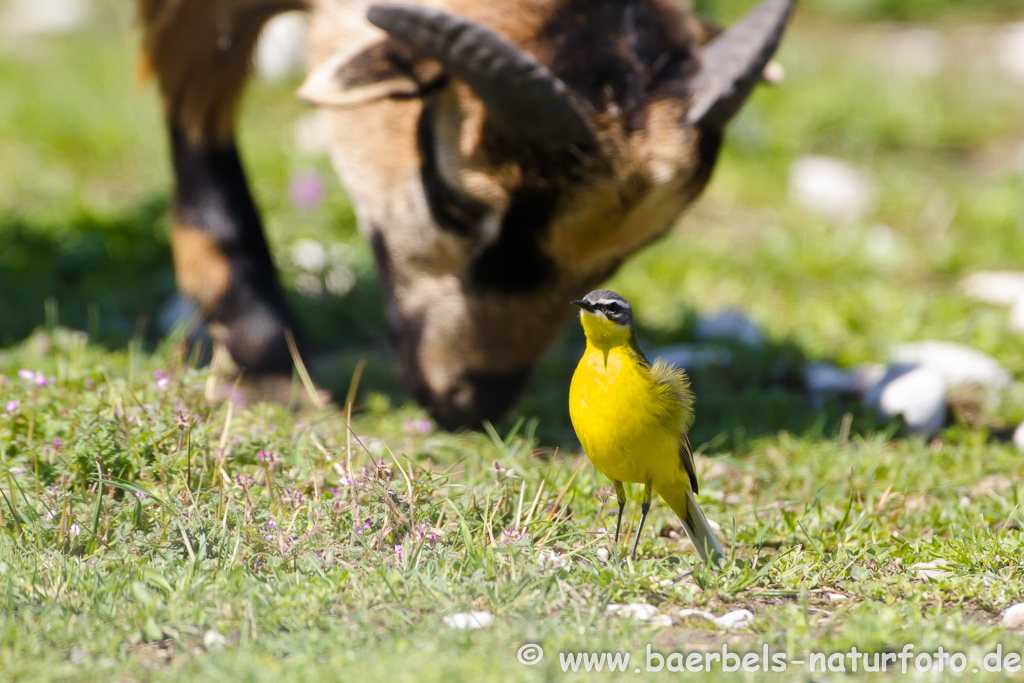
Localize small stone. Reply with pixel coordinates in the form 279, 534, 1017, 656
696, 310, 764, 347
997, 23, 1024, 83
1010, 298, 1024, 333
959, 271, 1024, 306
650, 614, 674, 627
677, 608, 753, 630
255, 12, 307, 80
290, 239, 328, 273
325, 265, 356, 296
443, 611, 493, 629
863, 365, 947, 437
652, 344, 731, 370
910, 560, 949, 581
1013, 423, 1024, 452
827, 593, 847, 602
1001, 603, 1024, 629
891, 341, 1011, 389
596, 547, 610, 563
608, 603, 659, 621
203, 630, 227, 648
805, 362, 856, 396
715, 609, 755, 630
789, 155, 878, 224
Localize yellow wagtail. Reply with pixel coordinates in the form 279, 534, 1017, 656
569, 290, 724, 563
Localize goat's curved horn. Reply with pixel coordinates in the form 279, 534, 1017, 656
367, 3, 596, 155
687, 0, 796, 129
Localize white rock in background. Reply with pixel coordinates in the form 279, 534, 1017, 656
997, 23, 1024, 84
805, 361, 885, 397
1013, 423, 1024, 452
607, 603, 659, 622
652, 344, 731, 370
650, 614, 674, 627
885, 27, 944, 78
863, 365, 947, 437
290, 238, 327, 273
910, 560, 950, 581
1001, 603, 1024, 629
789, 155, 878, 224
891, 341, 1011, 389
696, 310, 764, 347
203, 630, 227, 648
256, 12, 307, 81
678, 608, 755, 630
959, 271, 1024, 306
1011, 298, 1024, 333
2, 0, 90, 35
443, 611, 493, 629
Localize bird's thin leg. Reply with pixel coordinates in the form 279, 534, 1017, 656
630, 484, 653, 561
614, 481, 627, 546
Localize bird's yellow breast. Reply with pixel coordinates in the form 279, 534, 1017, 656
569, 343, 683, 487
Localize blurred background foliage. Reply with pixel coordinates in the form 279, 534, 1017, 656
0, 0, 1022, 444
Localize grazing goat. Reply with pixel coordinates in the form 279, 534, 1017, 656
138, 0, 795, 428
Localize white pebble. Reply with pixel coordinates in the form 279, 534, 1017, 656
827, 593, 847, 602
2, 0, 90, 36
959, 271, 1024, 306
650, 614, 674, 627
696, 310, 764, 347
1010, 298, 1024, 333
255, 12, 307, 81
910, 560, 949, 581
789, 155, 878, 224
596, 548, 610, 563
863, 365, 947, 437
678, 608, 754, 630
325, 265, 356, 296
997, 23, 1024, 83
1013, 422, 1024, 452
608, 603, 659, 621
715, 609, 755, 630
1001, 603, 1024, 629
443, 611, 493, 629
806, 362, 886, 397
891, 341, 1011, 389
290, 239, 328, 273
203, 630, 227, 648
652, 344, 731, 370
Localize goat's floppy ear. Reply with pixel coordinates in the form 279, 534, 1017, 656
299, 39, 445, 107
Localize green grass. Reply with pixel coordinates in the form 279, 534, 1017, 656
3, 0, 1024, 681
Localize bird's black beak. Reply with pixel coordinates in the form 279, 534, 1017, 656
571, 300, 596, 312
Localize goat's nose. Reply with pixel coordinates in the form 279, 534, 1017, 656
425, 369, 532, 430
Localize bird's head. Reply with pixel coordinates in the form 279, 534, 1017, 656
572, 290, 637, 348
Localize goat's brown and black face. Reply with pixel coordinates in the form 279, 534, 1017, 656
301, 0, 794, 428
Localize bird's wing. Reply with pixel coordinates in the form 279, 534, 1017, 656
649, 358, 699, 493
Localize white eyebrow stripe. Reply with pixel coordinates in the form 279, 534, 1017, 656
594, 299, 627, 307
